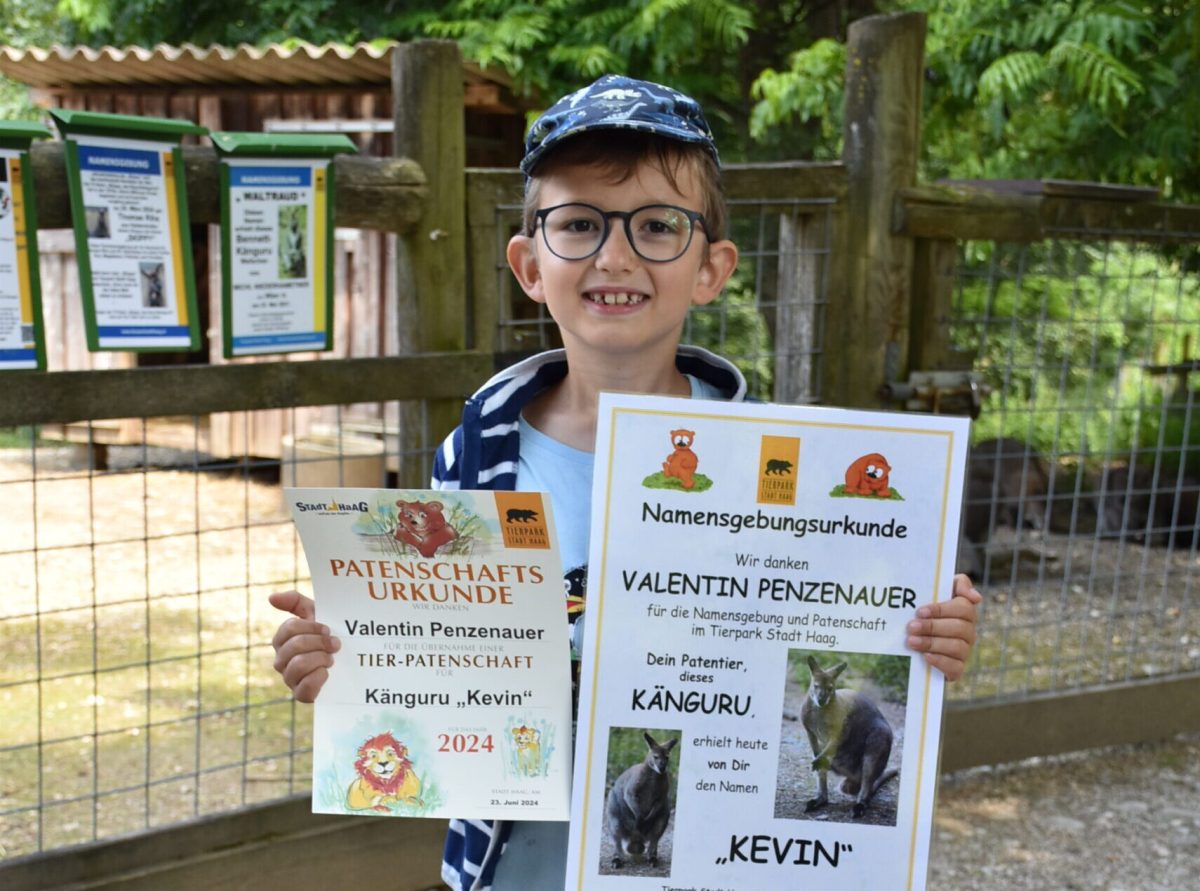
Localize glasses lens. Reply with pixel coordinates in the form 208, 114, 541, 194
541, 204, 605, 260
630, 205, 693, 261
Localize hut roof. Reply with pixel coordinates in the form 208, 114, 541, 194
0, 41, 521, 110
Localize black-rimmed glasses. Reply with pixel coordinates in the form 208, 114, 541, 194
532, 202, 710, 263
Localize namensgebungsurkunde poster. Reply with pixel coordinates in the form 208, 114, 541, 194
566, 393, 969, 890
286, 488, 573, 821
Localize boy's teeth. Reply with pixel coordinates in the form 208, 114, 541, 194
588, 292, 644, 305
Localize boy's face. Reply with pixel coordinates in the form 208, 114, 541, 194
507, 157, 737, 364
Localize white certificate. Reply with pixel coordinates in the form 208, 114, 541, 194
566, 393, 969, 890
287, 487, 573, 821
223, 159, 331, 356
72, 135, 194, 349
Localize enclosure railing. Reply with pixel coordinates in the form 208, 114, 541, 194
894, 182, 1200, 769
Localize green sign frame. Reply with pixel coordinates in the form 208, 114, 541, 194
214, 133, 356, 359
0, 122, 52, 372
50, 109, 206, 353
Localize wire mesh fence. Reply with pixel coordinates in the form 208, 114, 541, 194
948, 235, 1200, 702
0, 403, 435, 860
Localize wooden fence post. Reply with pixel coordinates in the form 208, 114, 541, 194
393, 40, 468, 485
829, 11, 927, 407
774, 212, 820, 404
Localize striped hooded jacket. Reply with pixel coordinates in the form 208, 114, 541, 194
432, 345, 747, 891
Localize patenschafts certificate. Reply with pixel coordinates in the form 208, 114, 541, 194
287, 487, 573, 821
566, 394, 969, 890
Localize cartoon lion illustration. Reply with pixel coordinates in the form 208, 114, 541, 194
346, 731, 423, 811
662, 429, 699, 490
513, 725, 543, 776
844, 453, 893, 497
394, 499, 458, 558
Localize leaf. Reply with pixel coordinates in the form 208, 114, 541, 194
977, 51, 1046, 104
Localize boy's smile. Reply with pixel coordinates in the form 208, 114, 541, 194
507, 160, 738, 365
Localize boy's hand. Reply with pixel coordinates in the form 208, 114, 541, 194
906, 574, 981, 682
269, 591, 340, 703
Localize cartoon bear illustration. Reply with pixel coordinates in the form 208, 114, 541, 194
765, 458, 794, 476
662, 429, 699, 489
394, 499, 458, 558
346, 731, 423, 811
844, 453, 893, 497
506, 508, 539, 524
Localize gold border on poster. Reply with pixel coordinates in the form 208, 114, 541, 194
575, 405, 957, 891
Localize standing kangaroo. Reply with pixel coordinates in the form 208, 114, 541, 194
800, 656, 898, 818
605, 732, 677, 868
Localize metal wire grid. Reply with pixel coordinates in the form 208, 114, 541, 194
489, 198, 834, 403
0, 401, 435, 859
947, 235, 1200, 702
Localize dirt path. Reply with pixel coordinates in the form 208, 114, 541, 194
929, 732, 1200, 890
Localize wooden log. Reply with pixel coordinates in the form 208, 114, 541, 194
835, 11, 927, 407
462, 164, 849, 209
773, 211, 824, 404
0, 353, 494, 426
27, 142, 426, 233
895, 184, 1046, 242
722, 162, 847, 202
909, 238, 974, 372
393, 40, 469, 486
895, 184, 1200, 243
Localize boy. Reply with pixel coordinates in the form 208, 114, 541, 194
271, 75, 982, 891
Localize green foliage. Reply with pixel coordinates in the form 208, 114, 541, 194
684, 267, 774, 399
0, 0, 60, 120
955, 241, 1200, 470
749, 38, 845, 156
828, 484, 905, 501
748, 1, 1200, 200
0, 426, 41, 448
640, 471, 714, 492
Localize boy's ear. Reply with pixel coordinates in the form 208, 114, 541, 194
507, 234, 546, 304
692, 238, 738, 307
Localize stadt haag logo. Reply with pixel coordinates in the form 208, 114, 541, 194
296, 499, 370, 513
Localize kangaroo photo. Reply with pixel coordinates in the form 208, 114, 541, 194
775, 649, 908, 826
599, 727, 680, 877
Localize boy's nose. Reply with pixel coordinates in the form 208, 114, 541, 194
592, 221, 637, 272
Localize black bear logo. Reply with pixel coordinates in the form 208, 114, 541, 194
765, 459, 794, 476
506, 508, 539, 524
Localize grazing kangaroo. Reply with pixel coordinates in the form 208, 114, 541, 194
801, 656, 898, 819
605, 732, 677, 868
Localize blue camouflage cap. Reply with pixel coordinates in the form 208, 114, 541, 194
520, 74, 719, 176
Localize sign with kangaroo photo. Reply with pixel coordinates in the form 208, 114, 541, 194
567, 394, 970, 890
286, 487, 573, 822
213, 133, 356, 357
50, 109, 204, 352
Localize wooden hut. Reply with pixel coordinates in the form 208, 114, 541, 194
0, 42, 529, 465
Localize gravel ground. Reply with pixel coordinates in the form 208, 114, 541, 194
928, 732, 1200, 890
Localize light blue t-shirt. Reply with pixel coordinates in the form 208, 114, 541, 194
494, 375, 722, 890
